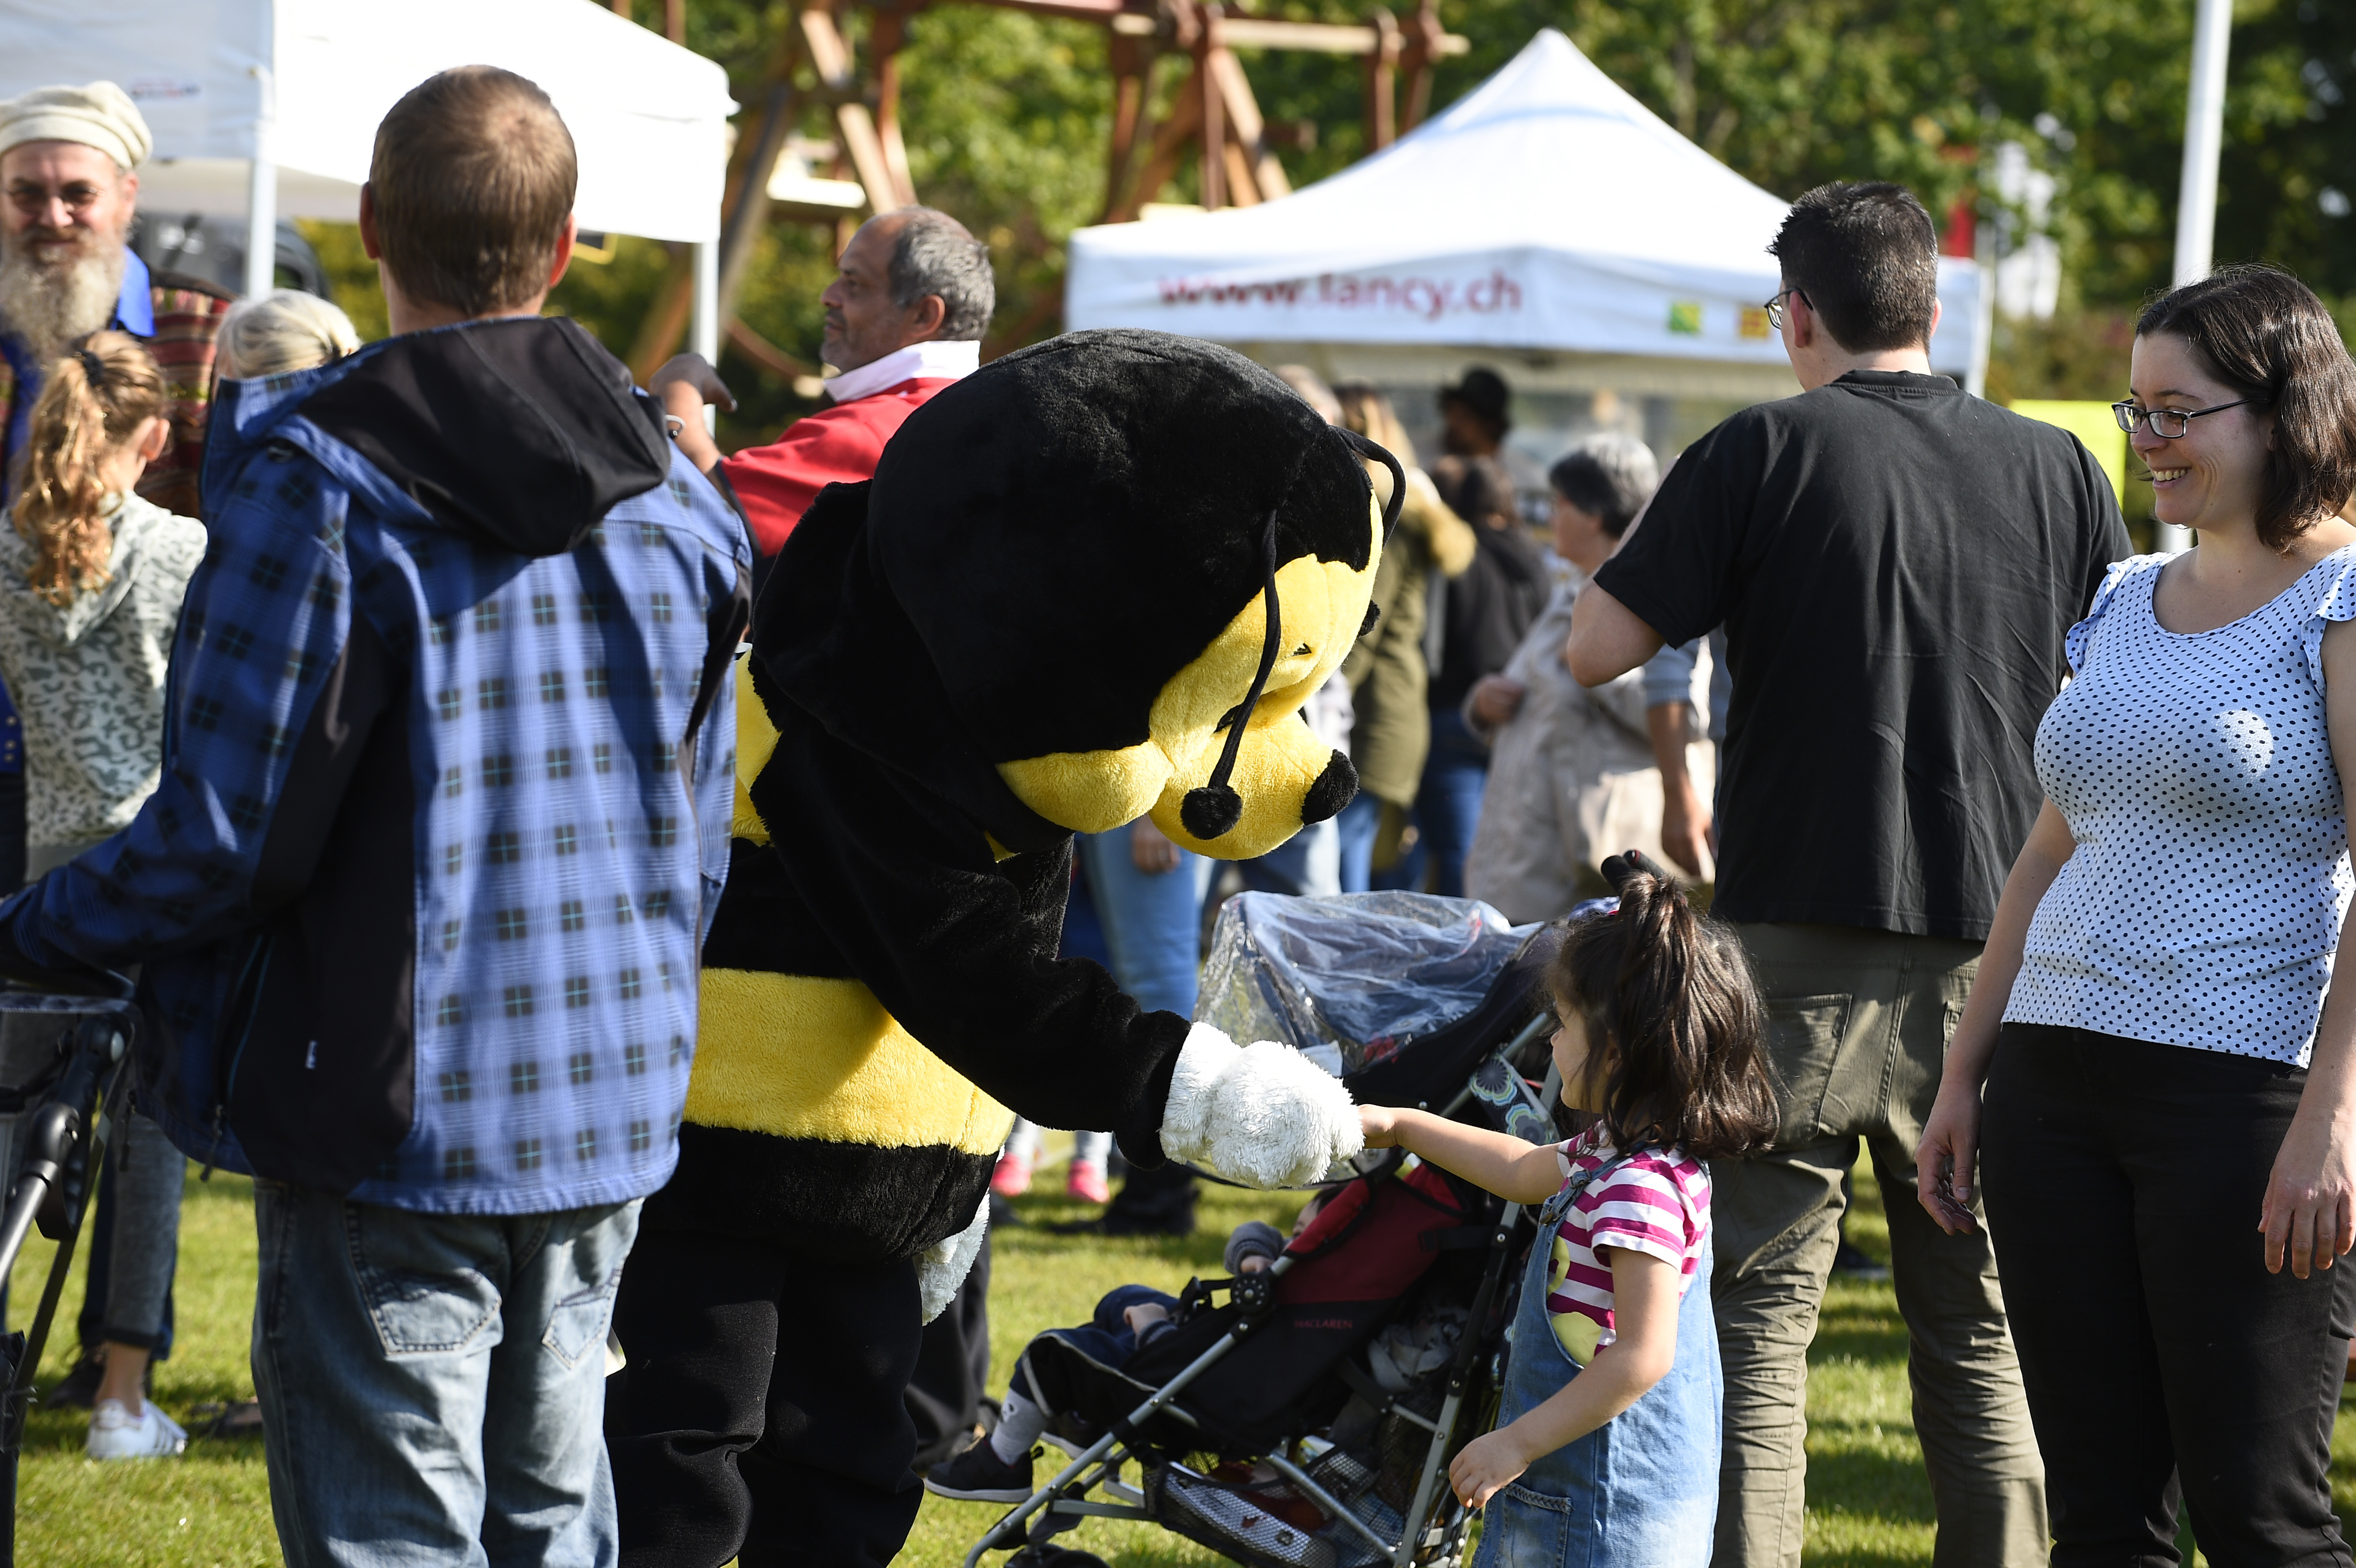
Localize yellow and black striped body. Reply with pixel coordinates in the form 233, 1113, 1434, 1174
645, 661, 1024, 1262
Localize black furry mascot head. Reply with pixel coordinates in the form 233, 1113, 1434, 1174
756, 329, 1402, 857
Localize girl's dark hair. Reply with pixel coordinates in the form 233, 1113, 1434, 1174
1548, 854, 1775, 1160
2136, 265, 2356, 553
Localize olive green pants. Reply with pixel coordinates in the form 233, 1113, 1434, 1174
1711, 924, 2047, 1568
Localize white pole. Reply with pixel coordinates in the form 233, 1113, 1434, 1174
244, 62, 277, 301
2159, 0, 2233, 554
1966, 205, 1994, 400
690, 239, 719, 432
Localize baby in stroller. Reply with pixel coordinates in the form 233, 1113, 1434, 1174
925, 1204, 1322, 1504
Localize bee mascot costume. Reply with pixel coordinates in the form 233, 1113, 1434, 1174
606, 329, 1403, 1566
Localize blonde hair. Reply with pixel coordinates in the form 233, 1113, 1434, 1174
1334, 381, 1418, 469
216, 289, 360, 379
11, 331, 164, 606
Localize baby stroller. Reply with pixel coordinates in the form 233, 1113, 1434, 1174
0, 972, 142, 1568
964, 892, 1569, 1568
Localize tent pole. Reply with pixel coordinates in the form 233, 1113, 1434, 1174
245, 62, 277, 300
1966, 177, 1993, 401
691, 240, 719, 430
2159, 0, 2231, 555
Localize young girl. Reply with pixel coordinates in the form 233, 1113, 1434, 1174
0, 330, 208, 1460
1360, 851, 1774, 1565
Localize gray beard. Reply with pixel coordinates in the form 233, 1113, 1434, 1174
0, 232, 126, 366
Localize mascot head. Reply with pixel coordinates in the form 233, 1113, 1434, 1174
760, 329, 1402, 859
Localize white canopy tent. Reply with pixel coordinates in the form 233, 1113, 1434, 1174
0, 0, 735, 359
1068, 29, 1986, 416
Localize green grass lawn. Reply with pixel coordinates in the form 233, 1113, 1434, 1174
6, 1152, 2349, 1565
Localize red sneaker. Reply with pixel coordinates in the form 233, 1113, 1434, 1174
1067, 1160, 1110, 1205
991, 1150, 1034, 1198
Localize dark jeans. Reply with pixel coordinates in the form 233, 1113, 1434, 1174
607, 1226, 925, 1568
1374, 707, 1487, 897
1008, 1284, 1179, 1406
1981, 1024, 2356, 1568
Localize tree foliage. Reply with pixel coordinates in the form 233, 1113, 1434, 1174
311, 0, 2356, 441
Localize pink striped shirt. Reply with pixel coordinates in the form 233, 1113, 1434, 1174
1542, 1129, 1711, 1365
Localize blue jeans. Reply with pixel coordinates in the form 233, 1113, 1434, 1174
1334, 792, 1382, 894
1239, 818, 1340, 898
1375, 708, 1488, 897
251, 1182, 640, 1568
1073, 830, 1214, 1017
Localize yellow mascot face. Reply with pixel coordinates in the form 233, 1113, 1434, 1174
995, 488, 1389, 858
865, 330, 1403, 861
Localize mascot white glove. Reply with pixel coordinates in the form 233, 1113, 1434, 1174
916, 1193, 989, 1324
1156, 1022, 1364, 1189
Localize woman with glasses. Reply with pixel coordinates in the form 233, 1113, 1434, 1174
1917, 264, 2356, 1565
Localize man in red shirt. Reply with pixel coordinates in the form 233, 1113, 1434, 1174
653, 206, 991, 555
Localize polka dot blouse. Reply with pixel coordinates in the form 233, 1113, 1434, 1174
2006, 547, 2356, 1066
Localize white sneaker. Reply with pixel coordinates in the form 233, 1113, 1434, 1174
86, 1397, 187, 1459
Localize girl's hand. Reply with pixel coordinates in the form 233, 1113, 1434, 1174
1448, 1425, 1532, 1509
2261, 1103, 2356, 1278
1915, 1078, 1984, 1235
1359, 1105, 1401, 1148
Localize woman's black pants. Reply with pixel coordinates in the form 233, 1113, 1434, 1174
1981, 1024, 2356, 1568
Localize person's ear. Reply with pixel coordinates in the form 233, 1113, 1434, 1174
545, 214, 577, 293
1787, 290, 1815, 351
136, 414, 169, 462
910, 292, 948, 338
1926, 295, 1942, 342
358, 184, 382, 261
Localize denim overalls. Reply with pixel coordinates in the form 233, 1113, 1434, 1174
1472, 1155, 1722, 1568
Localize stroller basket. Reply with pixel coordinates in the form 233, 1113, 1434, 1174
1147, 1446, 1405, 1568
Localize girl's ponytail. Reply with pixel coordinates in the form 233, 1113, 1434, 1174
1549, 851, 1777, 1159
12, 331, 167, 607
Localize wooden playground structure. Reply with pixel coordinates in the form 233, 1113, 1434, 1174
616, 0, 1465, 379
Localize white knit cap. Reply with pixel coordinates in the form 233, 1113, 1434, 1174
0, 82, 153, 171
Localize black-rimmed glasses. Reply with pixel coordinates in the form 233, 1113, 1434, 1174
1764, 287, 1807, 332
2110, 398, 2264, 438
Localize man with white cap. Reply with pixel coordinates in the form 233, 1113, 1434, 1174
0, 81, 234, 519
0, 78, 234, 1434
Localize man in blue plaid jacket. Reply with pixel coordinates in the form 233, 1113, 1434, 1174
0, 68, 749, 1565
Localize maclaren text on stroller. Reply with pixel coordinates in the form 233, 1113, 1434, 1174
965, 892, 1572, 1568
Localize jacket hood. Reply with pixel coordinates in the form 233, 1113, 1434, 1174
208, 316, 669, 557
0, 494, 166, 650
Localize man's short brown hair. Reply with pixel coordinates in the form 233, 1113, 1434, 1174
1769, 182, 1940, 354
369, 66, 575, 316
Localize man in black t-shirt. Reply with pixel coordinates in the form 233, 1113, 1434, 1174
1569, 183, 2128, 1568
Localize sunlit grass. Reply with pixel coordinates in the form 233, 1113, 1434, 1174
9, 1147, 2337, 1564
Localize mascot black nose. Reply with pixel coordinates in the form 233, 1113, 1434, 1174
1301, 749, 1357, 826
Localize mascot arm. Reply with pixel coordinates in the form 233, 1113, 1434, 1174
755, 706, 1194, 1160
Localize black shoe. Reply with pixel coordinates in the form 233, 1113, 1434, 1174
1052, 1206, 1195, 1238
924, 1436, 1036, 1503
41, 1348, 133, 1411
